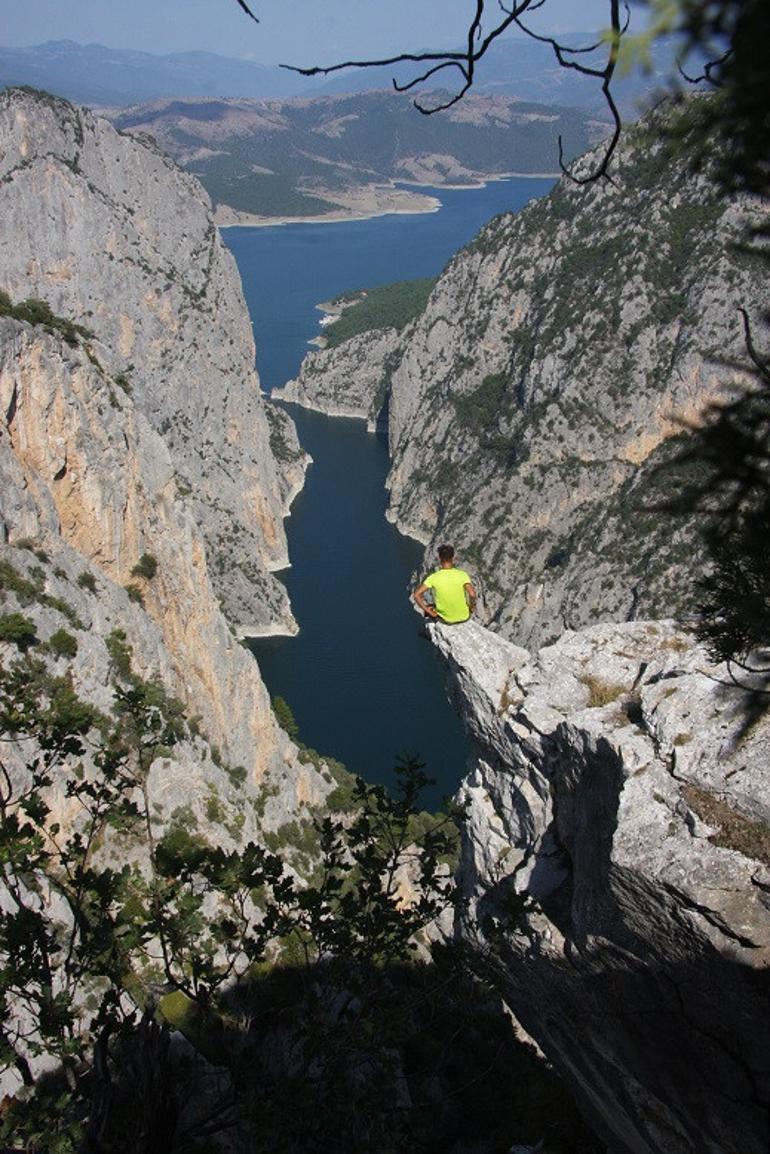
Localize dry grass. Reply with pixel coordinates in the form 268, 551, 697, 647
658, 636, 692, 654
683, 784, 770, 867
581, 674, 626, 708
498, 680, 516, 715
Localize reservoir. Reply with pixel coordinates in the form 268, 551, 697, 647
225, 178, 553, 808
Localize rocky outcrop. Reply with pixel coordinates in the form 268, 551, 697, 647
0, 86, 293, 632
284, 105, 770, 647
429, 617, 769, 1154
273, 327, 401, 430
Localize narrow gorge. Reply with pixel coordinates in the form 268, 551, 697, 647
1, 81, 768, 1154
277, 105, 768, 647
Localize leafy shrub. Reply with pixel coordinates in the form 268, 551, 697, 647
14, 538, 49, 563
48, 628, 78, 659
454, 372, 508, 432
224, 763, 248, 789
77, 571, 97, 594
105, 629, 132, 678
44, 595, 83, 629
0, 559, 40, 605
0, 657, 598, 1154
325, 758, 362, 813
131, 553, 158, 580
113, 372, 133, 395
272, 695, 299, 740
124, 583, 145, 606
0, 612, 38, 650
0, 290, 92, 346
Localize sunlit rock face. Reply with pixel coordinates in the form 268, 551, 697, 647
430, 618, 770, 1154
0, 88, 339, 1104
274, 327, 402, 431
0, 85, 300, 633
0, 89, 330, 866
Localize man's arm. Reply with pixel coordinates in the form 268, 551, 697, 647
413, 581, 439, 618
465, 582, 477, 614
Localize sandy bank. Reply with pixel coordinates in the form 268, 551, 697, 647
215, 184, 442, 229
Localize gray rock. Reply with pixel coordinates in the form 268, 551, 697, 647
0, 321, 331, 1099
0, 318, 307, 783
0, 86, 295, 632
274, 326, 402, 431
429, 618, 770, 1154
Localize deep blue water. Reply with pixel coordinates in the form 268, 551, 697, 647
224, 178, 553, 808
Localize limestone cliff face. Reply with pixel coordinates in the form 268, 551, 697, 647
429, 618, 769, 1154
0, 86, 293, 632
0, 315, 325, 811
282, 108, 769, 646
0, 86, 331, 831
274, 328, 402, 431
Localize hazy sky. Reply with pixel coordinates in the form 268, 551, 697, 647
2, 1, 645, 64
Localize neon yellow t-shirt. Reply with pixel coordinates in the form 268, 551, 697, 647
423, 567, 473, 623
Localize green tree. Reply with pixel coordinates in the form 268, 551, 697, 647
271, 694, 299, 740
130, 554, 158, 581
0, 647, 463, 1151
0, 612, 38, 650
48, 628, 78, 659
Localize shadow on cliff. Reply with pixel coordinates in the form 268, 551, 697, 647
471, 726, 770, 1154
78, 950, 605, 1154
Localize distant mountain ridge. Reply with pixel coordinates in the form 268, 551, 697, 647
0, 36, 676, 113
0, 39, 310, 106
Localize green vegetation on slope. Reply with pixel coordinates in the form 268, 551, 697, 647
197, 158, 337, 217
324, 276, 437, 348
0, 289, 93, 346
112, 90, 598, 219
0, 631, 599, 1152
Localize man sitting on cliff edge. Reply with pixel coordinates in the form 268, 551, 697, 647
413, 545, 477, 624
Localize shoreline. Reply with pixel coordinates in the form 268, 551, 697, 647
237, 621, 298, 641
272, 391, 372, 426
216, 197, 441, 231
216, 172, 556, 230
397, 171, 558, 191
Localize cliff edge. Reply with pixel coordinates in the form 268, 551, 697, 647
429, 617, 769, 1154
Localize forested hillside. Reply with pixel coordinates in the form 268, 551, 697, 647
109, 90, 604, 219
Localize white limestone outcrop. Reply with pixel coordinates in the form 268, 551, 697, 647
430, 618, 770, 1154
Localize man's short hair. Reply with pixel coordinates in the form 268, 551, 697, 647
437, 544, 455, 563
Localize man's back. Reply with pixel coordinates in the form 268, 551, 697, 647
423, 566, 473, 623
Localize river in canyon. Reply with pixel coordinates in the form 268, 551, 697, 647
224, 177, 553, 807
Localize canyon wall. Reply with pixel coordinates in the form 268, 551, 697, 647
0, 88, 329, 850
0, 85, 303, 634
280, 107, 769, 647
